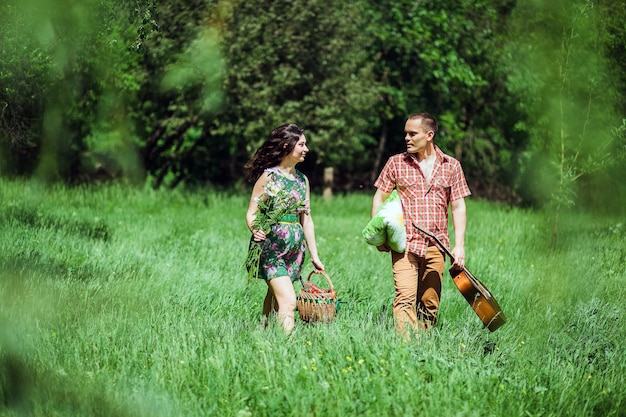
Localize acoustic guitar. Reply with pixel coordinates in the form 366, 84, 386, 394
414, 224, 507, 332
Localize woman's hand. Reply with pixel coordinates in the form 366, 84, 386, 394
311, 258, 325, 272
251, 229, 267, 242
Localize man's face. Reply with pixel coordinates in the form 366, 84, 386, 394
404, 118, 433, 154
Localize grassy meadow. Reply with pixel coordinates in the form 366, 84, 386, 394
0, 179, 624, 416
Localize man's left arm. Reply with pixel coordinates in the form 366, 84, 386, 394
450, 198, 467, 269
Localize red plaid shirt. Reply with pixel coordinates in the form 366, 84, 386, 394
374, 146, 471, 256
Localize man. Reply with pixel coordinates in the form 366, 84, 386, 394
371, 112, 471, 335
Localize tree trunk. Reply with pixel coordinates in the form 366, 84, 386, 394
323, 167, 334, 201
370, 120, 388, 184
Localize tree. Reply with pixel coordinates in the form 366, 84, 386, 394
131, 0, 227, 189
507, 0, 625, 244
209, 0, 382, 190
0, 0, 148, 182
3, 0, 622, 202
0, 2, 50, 175
366, 0, 523, 201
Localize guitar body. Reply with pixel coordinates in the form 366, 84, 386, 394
449, 266, 507, 332
413, 223, 507, 332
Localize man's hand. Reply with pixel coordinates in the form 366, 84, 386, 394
451, 246, 465, 269
376, 243, 391, 252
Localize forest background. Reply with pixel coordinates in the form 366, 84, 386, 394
1, 0, 625, 216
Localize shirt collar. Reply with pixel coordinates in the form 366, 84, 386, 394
403, 145, 449, 164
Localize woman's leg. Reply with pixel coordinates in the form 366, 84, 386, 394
261, 288, 276, 327
266, 276, 297, 333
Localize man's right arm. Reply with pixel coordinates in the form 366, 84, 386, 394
371, 188, 392, 217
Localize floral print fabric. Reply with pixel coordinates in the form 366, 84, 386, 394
256, 168, 307, 282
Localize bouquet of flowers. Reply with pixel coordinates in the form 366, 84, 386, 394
245, 177, 309, 282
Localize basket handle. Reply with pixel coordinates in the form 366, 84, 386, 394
305, 270, 334, 292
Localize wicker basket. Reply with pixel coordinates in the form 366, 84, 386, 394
297, 271, 337, 323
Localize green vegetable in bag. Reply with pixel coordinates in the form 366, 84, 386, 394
362, 190, 406, 253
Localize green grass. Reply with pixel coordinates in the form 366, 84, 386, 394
1, 179, 624, 416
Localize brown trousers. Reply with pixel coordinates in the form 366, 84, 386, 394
391, 246, 445, 334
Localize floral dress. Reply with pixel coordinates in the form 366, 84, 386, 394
256, 167, 308, 282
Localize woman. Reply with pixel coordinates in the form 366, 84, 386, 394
244, 123, 325, 333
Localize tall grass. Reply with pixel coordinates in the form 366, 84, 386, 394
1, 179, 624, 416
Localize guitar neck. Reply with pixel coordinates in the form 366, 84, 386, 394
413, 223, 454, 260
415, 223, 491, 293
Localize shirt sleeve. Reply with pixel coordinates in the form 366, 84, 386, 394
449, 160, 471, 201
373, 157, 397, 193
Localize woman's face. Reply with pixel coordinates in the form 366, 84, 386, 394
286, 134, 309, 163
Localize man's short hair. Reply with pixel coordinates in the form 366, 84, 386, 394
408, 112, 438, 136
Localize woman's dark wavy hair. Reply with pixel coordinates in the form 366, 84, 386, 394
244, 123, 304, 183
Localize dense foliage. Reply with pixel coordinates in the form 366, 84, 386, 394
1, 0, 624, 207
